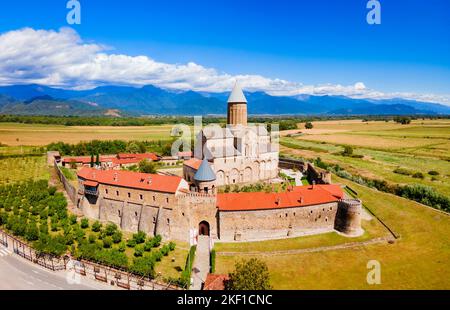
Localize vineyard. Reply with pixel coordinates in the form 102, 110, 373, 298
0, 179, 188, 286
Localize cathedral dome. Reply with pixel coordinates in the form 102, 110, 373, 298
194, 158, 216, 182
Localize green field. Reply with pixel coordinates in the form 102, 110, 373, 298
281, 119, 450, 197
215, 176, 450, 289
0, 123, 175, 146
0, 155, 49, 185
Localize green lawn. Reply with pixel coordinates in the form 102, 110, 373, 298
215, 176, 450, 289
215, 212, 388, 253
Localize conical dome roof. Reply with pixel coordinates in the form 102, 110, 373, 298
194, 158, 216, 182
227, 82, 247, 103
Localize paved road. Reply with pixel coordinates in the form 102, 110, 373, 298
0, 244, 114, 290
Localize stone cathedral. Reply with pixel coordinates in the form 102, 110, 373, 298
183, 83, 279, 190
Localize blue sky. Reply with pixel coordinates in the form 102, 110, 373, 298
0, 0, 449, 102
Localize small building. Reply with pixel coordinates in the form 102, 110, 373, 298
159, 156, 180, 166
62, 153, 159, 170
204, 274, 229, 290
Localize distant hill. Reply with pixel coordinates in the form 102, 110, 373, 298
0, 84, 449, 116
0, 95, 125, 117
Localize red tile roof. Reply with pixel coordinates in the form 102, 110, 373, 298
183, 158, 202, 170
217, 185, 344, 211
77, 167, 183, 193
62, 155, 115, 164
204, 274, 229, 290
83, 180, 99, 187
117, 153, 159, 161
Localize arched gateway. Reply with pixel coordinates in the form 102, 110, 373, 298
198, 221, 210, 236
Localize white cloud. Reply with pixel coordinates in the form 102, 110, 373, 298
0, 27, 449, 105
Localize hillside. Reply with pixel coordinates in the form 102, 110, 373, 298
0, 84, 449, 116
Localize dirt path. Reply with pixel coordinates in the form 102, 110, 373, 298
217, 236, 394, 257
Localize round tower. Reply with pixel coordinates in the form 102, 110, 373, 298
335, 199, 363, 236
194, 158, 216, 194
227, 82, 248, 126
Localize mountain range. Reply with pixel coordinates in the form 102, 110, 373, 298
0, 84, 449, 117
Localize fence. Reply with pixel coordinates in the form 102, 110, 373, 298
54, 161, 78, 205
0, 228, 68, 271
69, 259, 182, 290
0, 228, 183, 290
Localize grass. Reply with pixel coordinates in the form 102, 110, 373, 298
155, 242, 189, 281
215, 209, 388, 253
215, 176, 450, 289
0, 123, 176, 146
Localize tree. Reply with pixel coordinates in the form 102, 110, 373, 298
342, 146, 354, 156
225, 258, 272, 290
92, 221, 102, 232
138, 159, 156, 174
394, 116, 411, 125
95, 154, 100, 166
80, 218, 89, 229
126, 142, 141, 154
90, 154, 94, 167
70, 159, 77, 169
304, 122, 313, 129
132, 231, 147, 244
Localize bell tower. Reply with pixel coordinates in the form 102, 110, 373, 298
227, 82, 248, 126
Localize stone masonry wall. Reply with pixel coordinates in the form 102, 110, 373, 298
217, 202, 339, 242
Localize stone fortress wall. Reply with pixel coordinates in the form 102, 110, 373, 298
77, 181, 362, 243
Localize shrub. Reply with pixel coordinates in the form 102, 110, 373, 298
105, 223, 118, 236
160, 245, 170, 256
69, 214, 77, 225
304, 122, 313, 129
393, 168, 413, 176
153, 234, 162, 247
25, 223, 39, 241
133, 231, 146, 244
92, 221, 102, 232
412, 172, 424, 179
80, 218, 89, 229
168, 242, 176, 251
103, 236, 113, 248
144, 240, 154, 251
112, 231, 122, 244
118, 241, 126, 252
397, 184, 450, 212
88, 234, 96, 244
127, 238, 137, 248
342, 146, 353, 156
134, 244, 144, 257
428, 171, 439, 176
210, 249, 216, 273
152, 250, 163, 262
130, 256, 155, 278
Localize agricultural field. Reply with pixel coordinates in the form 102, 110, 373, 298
0, 155, 49, 185
0, 123, 176, 146
215, 176, 450, 289
280, 119, 450, 197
